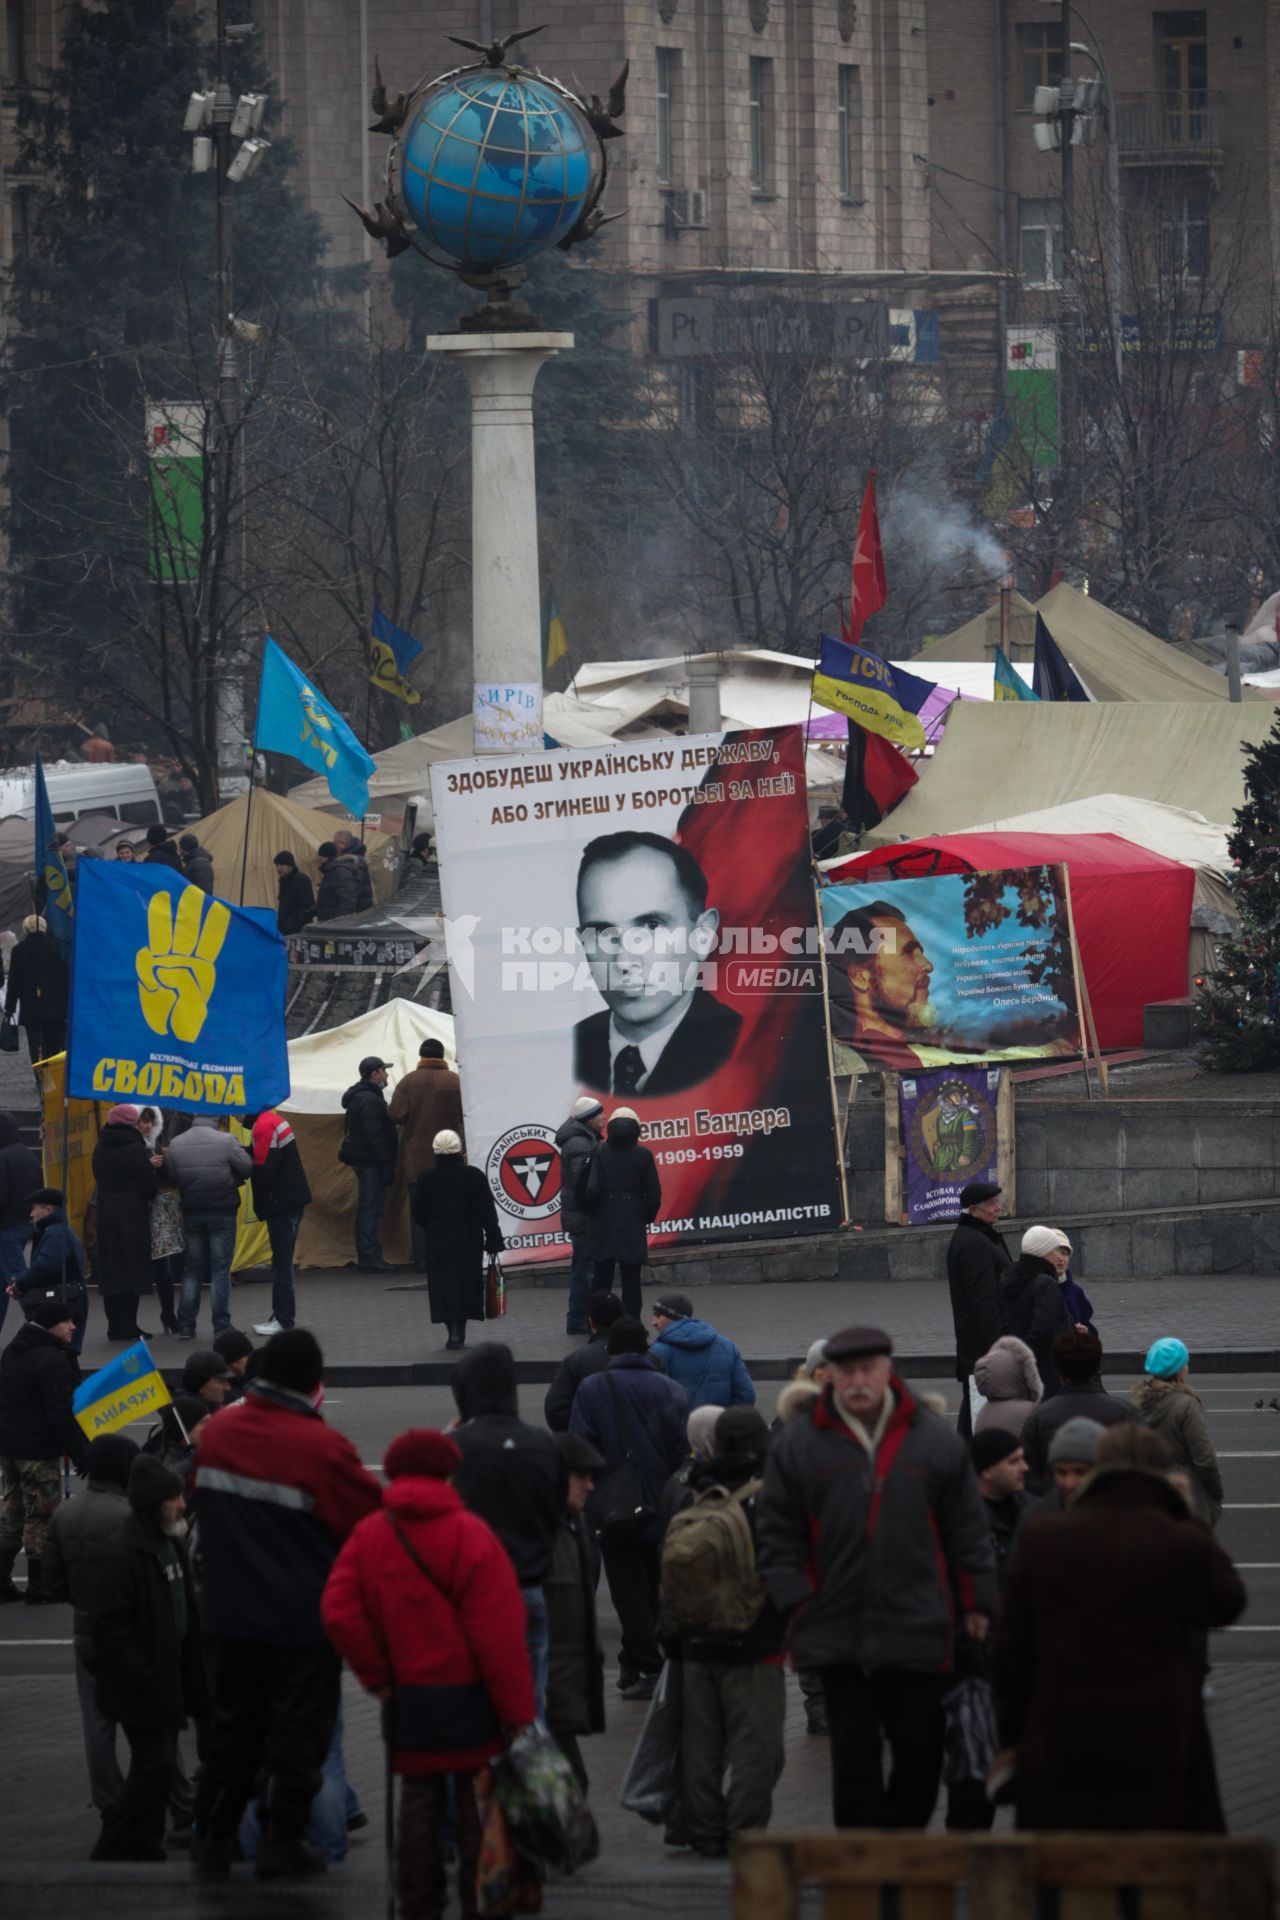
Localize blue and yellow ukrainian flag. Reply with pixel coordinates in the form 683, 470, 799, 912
993, 645, 1039, 702
543, 581, 567, 671
812, 633, 930, 752
369, 605, 422, 706
73, 1339, 172, 1440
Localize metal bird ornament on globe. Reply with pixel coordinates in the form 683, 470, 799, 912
349, 27, 627, 329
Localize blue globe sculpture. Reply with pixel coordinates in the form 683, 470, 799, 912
390, 70, 603, 278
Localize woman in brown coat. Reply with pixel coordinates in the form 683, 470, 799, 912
992, 1424, 1245, 1833
1132, 1336, 1224, 1527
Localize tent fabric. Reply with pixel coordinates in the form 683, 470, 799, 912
824, 831, 1195, 1050
863, 701, 1274, 849
957, 795, 1234, 920
918, 583, 1259, 705
183, 788, 399, 914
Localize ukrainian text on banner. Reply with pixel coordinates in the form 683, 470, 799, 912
429, 725, 843, 1265
74, 1339, 172, 1439
899, 1065, 1002, 1226
67, 861, 290, 1116
820, 865, 1082, 1075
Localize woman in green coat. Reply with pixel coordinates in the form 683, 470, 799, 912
1133, 1336, 1224, 1527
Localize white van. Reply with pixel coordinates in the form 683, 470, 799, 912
0, 762, 164, 828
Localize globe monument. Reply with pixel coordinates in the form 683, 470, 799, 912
348, 29, 627, 752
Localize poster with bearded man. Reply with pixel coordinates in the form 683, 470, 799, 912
820, 865, 1083, 1074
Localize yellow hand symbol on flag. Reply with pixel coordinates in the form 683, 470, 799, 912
136, 885, 230, 1043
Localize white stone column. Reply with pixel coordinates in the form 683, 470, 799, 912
427, 330, 573, 754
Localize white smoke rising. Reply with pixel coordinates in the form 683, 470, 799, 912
883, 483, 1007, 583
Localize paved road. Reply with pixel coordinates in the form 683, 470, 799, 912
1, 1376, 1277, 1917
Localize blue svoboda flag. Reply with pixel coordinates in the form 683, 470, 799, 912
255, 635, 377, 817
34, 755, 74, 951
74, 1339, 171, 1439
66, 859, 289, 1115
811, 633, 931, 752
369, 605, 422, 706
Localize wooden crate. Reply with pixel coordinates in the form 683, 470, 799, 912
732, 1832, 1275, 1920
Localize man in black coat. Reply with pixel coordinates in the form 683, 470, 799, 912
756, 1325, 997, 1831
85, 1454, 206, 1862
143, 823, 184, 871
946, 1181, 1012, 1439
178, 835, 215, 894
0, 1299, 87, 1603
569, 1318, 689, 1699
332, 829, 373, 911
451, 1342, 567, 1720
340, 1057, 398, 1272
554, 1095, 605, 1335
244, 1110, 313, 1337
314, 842, 359, 922
575, 1108, 662, 1317
571, 831, 742, 1096
544, 1291, 624, 1432
43, 1434, 140, 1813
3, 916, 70, 1065
1020, 1331, 1139, 1493
546, 1431, 606, 1789
0, 1110, 42, 1334
273, 852, 316, 935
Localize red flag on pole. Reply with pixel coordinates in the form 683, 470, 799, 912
842, 472, 887, 646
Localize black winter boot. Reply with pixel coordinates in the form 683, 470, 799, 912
0, 1544, 19, 1602
24, 1557, 49, 1605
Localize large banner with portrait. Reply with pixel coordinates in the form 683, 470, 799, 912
430, 725, 844, 1265
820, 865, 1083, 1075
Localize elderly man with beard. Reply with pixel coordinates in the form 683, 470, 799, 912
828, 901, 938, 1074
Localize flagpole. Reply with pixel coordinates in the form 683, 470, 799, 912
237, 650, 264, 909
358, 673, 374, 844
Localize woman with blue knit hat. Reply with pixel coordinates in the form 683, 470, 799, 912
1133, 1337, 1223, 1527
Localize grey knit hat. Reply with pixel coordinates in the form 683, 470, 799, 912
1048, 1416, 1105, 1466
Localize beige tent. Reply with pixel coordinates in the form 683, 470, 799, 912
918, 583, 1259, 704
233, 998, 457, 1271
185, 788, 399, 913
863, 701, 1275, 848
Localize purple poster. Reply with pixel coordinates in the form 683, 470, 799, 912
899, 1065, 1003, 1226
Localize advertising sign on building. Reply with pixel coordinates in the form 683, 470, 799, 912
431, 725, 845, 1264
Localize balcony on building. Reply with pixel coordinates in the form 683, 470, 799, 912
1115, 90, 1224, 168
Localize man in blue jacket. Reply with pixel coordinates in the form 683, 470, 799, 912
650, 1293, 755, 1411
570, 1317, 687, 1700
11, 1188, 88, 1353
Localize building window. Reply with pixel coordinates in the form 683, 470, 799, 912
1015, 21, 1063, 107
1155, 11, 1208, 144
656, 47, 679, 184
1159, 187, 1209, 282
1018, 198, 1062, 288
837, 65, 863, 201
4, 0, 25, 86
749, 56, 773, 191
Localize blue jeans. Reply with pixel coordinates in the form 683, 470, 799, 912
266, 1212, 302, 1328
523, 1585, 549, 1721
566, 1231, 593, 1331
0, 1224, 32, 1335
178, 1213, 238, 1335
354, 1165, 388, 1266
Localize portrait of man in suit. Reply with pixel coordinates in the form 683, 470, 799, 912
572, 830, 743, 1097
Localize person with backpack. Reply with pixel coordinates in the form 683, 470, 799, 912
569, 1317, 687, 1701
660, 1406, 786, 1858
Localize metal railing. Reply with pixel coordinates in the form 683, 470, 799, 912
1115, 89, 1223, 152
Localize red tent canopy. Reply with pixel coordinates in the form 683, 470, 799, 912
824, 831, 1195, 1050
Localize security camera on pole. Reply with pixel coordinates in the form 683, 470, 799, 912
355, 27, 628, 754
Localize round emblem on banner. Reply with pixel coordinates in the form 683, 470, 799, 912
487, 1125, 563, 1221
907, 1077, 996, 1184
837, 0, 858, 43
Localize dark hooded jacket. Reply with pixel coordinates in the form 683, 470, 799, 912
4, 928, 69, 1031
181, 843, 214, 893
85, 1509, 206, 1730
993, 1465, 1246, 1831
341, 1077, 398, 1169
451, 1344, 567, 1587
43, 1441, 137, 1631
0, 1319, 87, 1466
946, 1211, 1012, 1378
0, 1112, 41, 1229
1020, 1377, 1139, 1494
315, 853, 359, 922
569, 1353, 689, 1513
755, 1375, 998, 1674
575, 1114, 662, 1265
554, 1113, 601, 1238
276, 866, 316, 935
545, 1505, 605, 1740
15, 1205, 86, 1302
997, 1255, 1074, 1395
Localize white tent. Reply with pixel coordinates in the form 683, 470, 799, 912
283, 998, 456, 1115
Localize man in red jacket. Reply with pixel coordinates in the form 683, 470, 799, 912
323, 1427, 536, 1920
190, 1329, 381, 1879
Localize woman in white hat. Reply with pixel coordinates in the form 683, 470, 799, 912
410, 1130, 505, 1350
997, 1226, 1080, 1396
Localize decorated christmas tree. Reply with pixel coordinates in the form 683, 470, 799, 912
1195, 715, 1280, 1069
